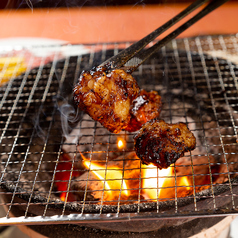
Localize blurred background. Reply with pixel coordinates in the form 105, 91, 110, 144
0, 0, 238, 45
1, 0, 236, 9
0, 1, 238, 237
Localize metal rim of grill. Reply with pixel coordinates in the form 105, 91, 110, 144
0, 34, 238, 227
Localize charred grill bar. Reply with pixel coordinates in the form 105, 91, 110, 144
0, 35, 238, 236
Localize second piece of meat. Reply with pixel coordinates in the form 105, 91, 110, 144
134, 119, 196, 169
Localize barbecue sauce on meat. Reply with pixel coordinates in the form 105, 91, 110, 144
73, 68, 162, 133
73, 68, 140, 133
134, 119, 196, 169
126, 89, 162, 132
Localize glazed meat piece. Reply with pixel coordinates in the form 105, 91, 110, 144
73, 68, 162, 133
125, 89, 162, 132
134, 119, 196, 169
73, 68, 140, 133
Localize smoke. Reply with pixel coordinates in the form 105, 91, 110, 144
58, 101, 81, 142
25, 0, 34, 10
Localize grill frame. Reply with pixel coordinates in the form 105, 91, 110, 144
0, 34, 238, 227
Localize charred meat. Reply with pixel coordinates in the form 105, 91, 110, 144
73, 68, 140, 133
134, 119, 196, 169
73, 68, 162, 133
126, 89, 162, 132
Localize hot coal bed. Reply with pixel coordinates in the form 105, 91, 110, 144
0, 35, 238, 237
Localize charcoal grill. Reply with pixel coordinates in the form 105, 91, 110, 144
0, 34, 238, 234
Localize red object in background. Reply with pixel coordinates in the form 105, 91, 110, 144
54, 153, 80, 202
0, 2, 237, 45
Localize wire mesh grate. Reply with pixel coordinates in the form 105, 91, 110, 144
0, 35, 238, 225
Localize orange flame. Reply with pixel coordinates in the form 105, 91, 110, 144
80, 148, 129, 202
84, 160, 129, 197
141, 163, 192, 200
180, 176, 191, 190
117, 138, 125, 149
60, 193, 66, 202
58, 148, 193, 203
142, 164, 174, 200
82, 158, 191, 202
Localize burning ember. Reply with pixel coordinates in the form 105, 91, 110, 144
81, 157, 193, 203
117, 138, 125, 149
54, 153, 81, 202
142, 164, 192, 200
83, 160, 129, 200
55, 129, 227, 204
142, 164, 172, 200
55, 154, 197, 204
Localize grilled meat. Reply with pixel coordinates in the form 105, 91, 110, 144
126, 89, 162, 132
73, 68, 140, 133
134, 119, 196, 169
73, 68, 161, 133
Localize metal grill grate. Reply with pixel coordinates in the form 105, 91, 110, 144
0, 34, 238, 226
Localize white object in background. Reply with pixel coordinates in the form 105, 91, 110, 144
0, 37, 89, 57
230, 216, 238, 238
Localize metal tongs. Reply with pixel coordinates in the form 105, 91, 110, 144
99, 0, 229, 74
